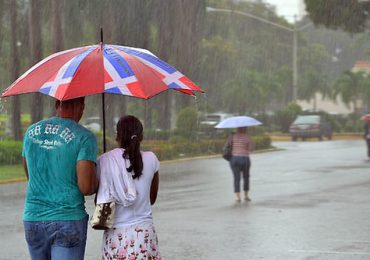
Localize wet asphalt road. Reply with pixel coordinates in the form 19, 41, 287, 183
1, 140, 370, 260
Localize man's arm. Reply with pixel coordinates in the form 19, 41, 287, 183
22, 157, 29, 180
77, 160, 98, 196
150, 172, 159, 205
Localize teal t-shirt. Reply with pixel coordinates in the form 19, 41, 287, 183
22, 117, 97, 221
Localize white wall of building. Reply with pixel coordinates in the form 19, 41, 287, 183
297, 93, 353, 115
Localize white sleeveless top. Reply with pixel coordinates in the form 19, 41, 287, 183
97, 148, 160, 227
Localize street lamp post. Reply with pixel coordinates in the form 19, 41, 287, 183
206, 7, 310, 102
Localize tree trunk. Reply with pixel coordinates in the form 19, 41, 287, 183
173, 0, 205, 108
0, 0, 4, 54
28, 0, 43, 123
51, 0, 63, 52
155, 1, 175, 129
10, 0, 22, 140
48, 0, 64, 116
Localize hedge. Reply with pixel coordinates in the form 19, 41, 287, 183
0, 135, 271, 164
142, 135, 271, 161
0, 140, 23, 165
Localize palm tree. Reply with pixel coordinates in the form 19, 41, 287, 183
332, 70, 366, 113
223, 70, 282, 114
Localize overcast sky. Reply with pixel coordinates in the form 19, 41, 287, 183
263, 0, 306, 23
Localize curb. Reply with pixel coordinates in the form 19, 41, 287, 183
0, 148, 282, 184
0, 177, 27, 184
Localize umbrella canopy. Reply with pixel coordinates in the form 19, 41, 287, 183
2, 44, 203, 100
361, 114, 370, 122
215, 116, 262, 129
1, 38, 204, 152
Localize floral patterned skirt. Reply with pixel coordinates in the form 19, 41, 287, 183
101, 222, 161, 260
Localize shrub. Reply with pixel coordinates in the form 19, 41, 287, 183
141, 134, 271, 161
144, 128, 171, 140
0, 140, 22, 165
274, 103, 303, 133
175, 107, 199, 139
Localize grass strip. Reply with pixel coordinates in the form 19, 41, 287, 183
0, 164, 26, 183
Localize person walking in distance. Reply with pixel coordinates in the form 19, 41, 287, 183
97, 115, 161, 259
364, 121, 370, 158
228, 127, 253, 202
22, 97, 98, 260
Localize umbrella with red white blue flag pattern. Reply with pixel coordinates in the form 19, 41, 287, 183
2, 44, 202, 100
2, 32, 204, 151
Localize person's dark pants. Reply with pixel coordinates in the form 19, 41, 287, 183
366, 139, 370, 158
229, 156, 251, 193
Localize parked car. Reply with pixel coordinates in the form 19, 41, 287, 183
200, 112, 235, 127
199, 112, 235, 138
82, 116, 101, 132
289, 115, 332, 141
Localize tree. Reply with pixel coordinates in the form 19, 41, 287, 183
153, 0, 206, 129
298, 43, 331, 104
28, 0, 44, 123
51, 0, 63, 53
9, 0, 22, 140
0, 0, 4, 53
176, 106, 199, 139
304, 0, 370, 33
332, 70, 366, 113
223, 70, 283, 114
46, 0, 64, 117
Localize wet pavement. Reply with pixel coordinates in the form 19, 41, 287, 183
1, 140, 370, 259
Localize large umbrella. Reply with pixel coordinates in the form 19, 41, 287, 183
2, 31, 203, 151
361, 114, 370, 122
215, 116, 262, 129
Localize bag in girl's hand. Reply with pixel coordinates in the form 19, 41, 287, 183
90, 201, 116, 230
222, 142, 232, 161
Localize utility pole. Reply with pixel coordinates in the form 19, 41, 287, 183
206, 7, 311, 104
292, 15, 298, 102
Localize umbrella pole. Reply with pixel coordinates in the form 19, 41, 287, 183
100, 27, 107, 153
102, 93, 106, 153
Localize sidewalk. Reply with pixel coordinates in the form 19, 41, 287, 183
270, 133, 362, 141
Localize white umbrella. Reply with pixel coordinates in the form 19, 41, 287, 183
215, 116, 262, 129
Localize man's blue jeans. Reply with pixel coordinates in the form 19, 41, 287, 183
23, 215, 88, 260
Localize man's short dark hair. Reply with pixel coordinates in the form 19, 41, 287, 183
55, 97, 85, 107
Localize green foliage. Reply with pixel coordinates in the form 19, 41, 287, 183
2, 0, 367, 138
144, 128, 171, 140
0, 164, 25, 181
274, 103, 303, 133
304, 0, 370, 33
141, 135, 271, 161
175, 107, 199, 138
223, 70, 283, 114
252, 135, 271, 150
298, 43, 331, 101
94, 131, 116, 154
0, 140, 22, 165
332, 71, 368, 113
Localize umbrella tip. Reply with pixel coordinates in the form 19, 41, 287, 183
100, 28, 103, 43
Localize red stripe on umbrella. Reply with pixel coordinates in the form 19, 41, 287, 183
57, 47, 105, 100
2, 46, 91, 97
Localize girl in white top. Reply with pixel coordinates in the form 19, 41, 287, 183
97, 115, 161, 260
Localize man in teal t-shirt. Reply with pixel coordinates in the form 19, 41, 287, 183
22, 97, 98, 260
